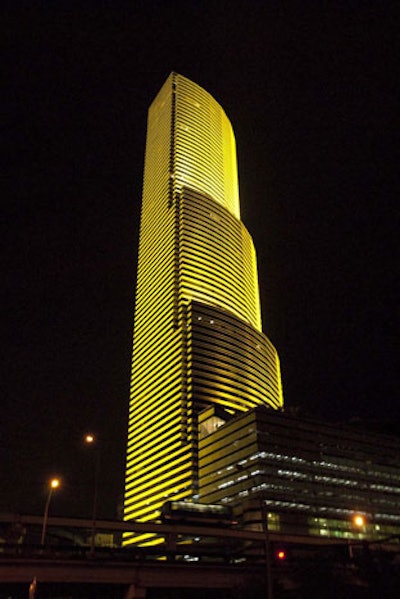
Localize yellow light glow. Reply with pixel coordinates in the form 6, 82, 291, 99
123, 73, 283, 538
50, 478, 60, 490
353, 514, 366, 528
85, 434, 95, 444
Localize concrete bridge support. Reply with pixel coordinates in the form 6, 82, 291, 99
125, 585, 146, 598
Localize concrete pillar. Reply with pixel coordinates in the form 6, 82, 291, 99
125, 585, 147, 598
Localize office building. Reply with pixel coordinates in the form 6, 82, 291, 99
123, 73, 283, 542
199, 406, 400, 542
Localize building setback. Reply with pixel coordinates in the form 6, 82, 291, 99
123, 73, 283, 543
199, 406, 400, 541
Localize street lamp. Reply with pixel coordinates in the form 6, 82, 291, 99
84, 433, 100, 553
261, 500, 274, 599
235, 463, 273, 599
40, 477, 60, 545
353, 514, 366, 529
348, 513, 368, 558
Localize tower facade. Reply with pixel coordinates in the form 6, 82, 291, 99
124, 73, 283, 543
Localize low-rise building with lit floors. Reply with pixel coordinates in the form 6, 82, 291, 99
199, 406, 400, 543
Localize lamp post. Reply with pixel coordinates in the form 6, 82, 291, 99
40, 478, 60, 546
84, 433, 100, 554
348, 512, 367, 558
261, 499, 274, 599
236, 462, 273, 599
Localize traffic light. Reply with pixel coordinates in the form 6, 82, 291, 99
276, 548, 287, 561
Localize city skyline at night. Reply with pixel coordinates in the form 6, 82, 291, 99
123, 73, 283, 542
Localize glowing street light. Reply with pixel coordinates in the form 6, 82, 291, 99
84, 432, 100, 553
348, 513, 368, 558
353, 514, 366, 529
40, 477, 60, 545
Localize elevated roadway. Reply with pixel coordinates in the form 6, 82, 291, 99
2, 513, 393, 598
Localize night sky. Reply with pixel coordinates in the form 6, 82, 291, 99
2, 3, 398, 519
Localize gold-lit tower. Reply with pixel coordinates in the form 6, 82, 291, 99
123, 73, 283, 543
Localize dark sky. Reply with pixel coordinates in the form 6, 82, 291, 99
2, 2, 398, 519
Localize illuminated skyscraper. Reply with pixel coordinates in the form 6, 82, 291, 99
124, 73, 283, 543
